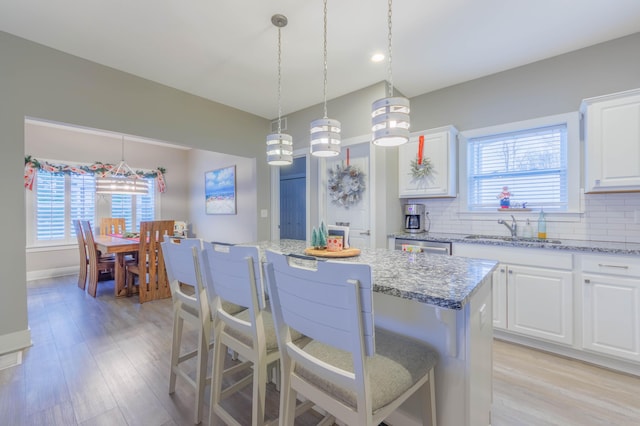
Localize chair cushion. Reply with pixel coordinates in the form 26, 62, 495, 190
221, 301, 246, 316
295, 327, 438, 412
225, 306, 304, 352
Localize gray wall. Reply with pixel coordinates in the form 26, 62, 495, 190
410, 32, 640, 132
0, 31, 270, 354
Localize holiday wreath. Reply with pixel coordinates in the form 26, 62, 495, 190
328, 164, 365, 208
409, 157, 433, 179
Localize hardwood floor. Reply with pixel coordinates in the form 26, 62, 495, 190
1, 275, 638, 425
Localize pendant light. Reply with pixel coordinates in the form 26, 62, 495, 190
266, 14, 293, 166
96, 137, 149, 195
371, 0, 410, 147
310, 0, 341, 157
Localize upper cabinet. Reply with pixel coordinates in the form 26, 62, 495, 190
398, 125, 458, 198
581, 88, 640, 193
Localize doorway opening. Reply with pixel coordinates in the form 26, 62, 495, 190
279, 156, 306, 240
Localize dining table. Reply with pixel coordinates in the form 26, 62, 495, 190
94, 234, 139, 297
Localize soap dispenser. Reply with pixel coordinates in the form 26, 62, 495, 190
537, 210, 547, 239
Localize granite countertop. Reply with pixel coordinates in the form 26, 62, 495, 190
391, 232, 640, 256
255, 239, 497, 311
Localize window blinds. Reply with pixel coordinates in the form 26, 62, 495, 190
467, 124, 568, 211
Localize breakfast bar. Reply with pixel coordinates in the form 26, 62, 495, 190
257, 239, 498, 426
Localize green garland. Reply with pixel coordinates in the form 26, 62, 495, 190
25, 155, 165, 178
409, 157, 433, 179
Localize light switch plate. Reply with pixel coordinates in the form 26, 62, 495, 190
261, 209, 268, 218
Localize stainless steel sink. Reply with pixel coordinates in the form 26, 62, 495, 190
464, 235, 562, 244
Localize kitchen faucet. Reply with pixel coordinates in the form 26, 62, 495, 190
498, 215, 518, 238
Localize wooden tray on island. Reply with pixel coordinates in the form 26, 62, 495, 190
304, 247, 361, 258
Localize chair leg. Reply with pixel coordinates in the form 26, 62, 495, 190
421, 368, 437, 426
78, 261, 88, 290
279, 357, 296, 426
169, 312, 183, 394
253, 356, 268, 426
87, 265, 99, 297
193, 322, 208, 425
209, 327, 227, 425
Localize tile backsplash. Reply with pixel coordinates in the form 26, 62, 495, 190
416, 192, 640, 244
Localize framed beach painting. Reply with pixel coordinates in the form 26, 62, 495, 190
205, 165, 237, 215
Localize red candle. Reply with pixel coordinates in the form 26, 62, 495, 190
346, 148, 350, 166
418, 135, 424, 165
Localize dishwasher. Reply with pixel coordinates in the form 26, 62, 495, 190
394, 238, 452, 255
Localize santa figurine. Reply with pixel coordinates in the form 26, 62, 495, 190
498, 186, 511, 208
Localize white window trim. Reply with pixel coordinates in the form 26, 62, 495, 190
458, 112, 583, 221
25, 160, 161, 250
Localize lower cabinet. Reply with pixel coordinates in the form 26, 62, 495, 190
455, 243, 640, 373
493, 263, 573, 345
581, 254, 640, 362
454, 244, 574, 346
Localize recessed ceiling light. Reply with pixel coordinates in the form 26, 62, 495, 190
371, 53, 385, 63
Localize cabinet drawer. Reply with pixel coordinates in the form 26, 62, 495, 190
581, 254, 640, 277
454, 243, 573, 270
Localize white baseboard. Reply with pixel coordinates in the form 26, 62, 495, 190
494, 331, 640, 377
0, 350, 23, 371
0, 328, 32, 357
27, 266, 77, 281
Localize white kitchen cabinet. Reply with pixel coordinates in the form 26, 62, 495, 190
581, 88, 640, 193
398, 125, 457, 198
454, 244, 573, 344
581, 254, 640, 362
506, 265, 573, 345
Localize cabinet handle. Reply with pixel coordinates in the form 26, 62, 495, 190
598, 263, 629, 270
584, 279, 591, 284
500, 268, 505, 273
508, 269, 513, 274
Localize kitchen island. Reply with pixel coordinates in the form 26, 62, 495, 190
256, 239, 498, 426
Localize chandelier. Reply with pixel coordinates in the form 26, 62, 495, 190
310, 0, 341, 157
266, 14, 294, 166
96, 137, 149, 195
371, 0, 410, 147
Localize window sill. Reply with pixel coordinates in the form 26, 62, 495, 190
26, 243, 77, 253
457, 211, 583, 223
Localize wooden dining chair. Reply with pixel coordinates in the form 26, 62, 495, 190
126, 220, 174, 303
264, 251, 439, 426
99, 217, 126, 235
73, 219, 89, 290
81, 220, 116, 298
201, 243, 309, 426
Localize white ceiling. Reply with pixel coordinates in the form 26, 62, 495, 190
2, 0, 640, 120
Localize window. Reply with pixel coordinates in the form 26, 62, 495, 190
111, 179, 155, 231
36, 171, 96, 242
461, 112, 580, 213
31, 169, 156, 246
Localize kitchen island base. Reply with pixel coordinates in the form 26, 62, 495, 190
374, 273, 493, 426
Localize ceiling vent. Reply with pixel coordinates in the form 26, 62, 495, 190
271, 117, 287, 132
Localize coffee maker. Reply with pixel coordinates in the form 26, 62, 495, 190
403, 204, 427, 233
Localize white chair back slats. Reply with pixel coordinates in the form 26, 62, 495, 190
264, 249, 438, 426
161, 236, 206, 308
265, 250, 375, 356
